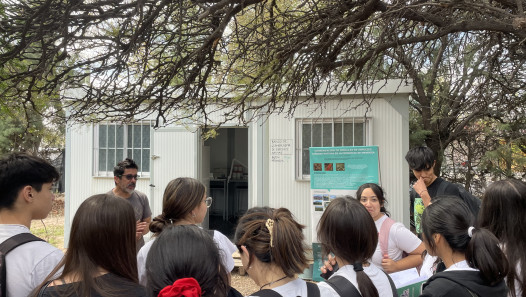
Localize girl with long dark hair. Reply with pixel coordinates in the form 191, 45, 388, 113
357, 183, 424, 273
317, 197, 396, 297
146, 225, 238, 297
234, 207, 331, 296
420, 196, 509, 297
33, 194, 146, 297
137, 177, 236, 286
478, 179, 526, 297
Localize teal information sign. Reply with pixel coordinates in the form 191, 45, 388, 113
309, 146, 379, 190
309, 146, 380, 282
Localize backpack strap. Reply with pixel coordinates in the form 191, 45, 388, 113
250, 289, 283, 297
325, 275, 361, 297
379, 216, 395, 258
437, 179, 448, 196
0, 233, 44, 297
306, 281, 320, 297
383, 270, 398, 297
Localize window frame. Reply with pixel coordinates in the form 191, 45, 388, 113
93, 122, 152, 177
295, 117, 371, 180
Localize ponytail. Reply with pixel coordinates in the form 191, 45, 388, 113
466, 228, 509, 286
149, 213, 171, 235
354, 262, 379, 297
234, 207, 308, 277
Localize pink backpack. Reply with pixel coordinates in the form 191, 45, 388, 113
379, 216, 396, 258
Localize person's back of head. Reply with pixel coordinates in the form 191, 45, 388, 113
317, 197, 379, 297
405, 146, 436, 171
422, 196, 509, 286
149, 177, 206, 234
36, 194, 139, 297
146, 225, 229, 297
234, 207, 308, 278
479, 179, 526, 297
0, 152, 59, 210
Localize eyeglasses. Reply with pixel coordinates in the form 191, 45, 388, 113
204, 197, 213, 208
119, 174, 140, 180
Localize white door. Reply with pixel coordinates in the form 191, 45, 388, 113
149, 127, 200, 220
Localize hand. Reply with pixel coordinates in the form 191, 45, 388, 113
381, 254, 398, 273
413, 177, 428, 197
136, 220, 148, 240
320, 254, 337, 274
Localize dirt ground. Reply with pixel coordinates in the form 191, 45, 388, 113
30, 195, 259, 295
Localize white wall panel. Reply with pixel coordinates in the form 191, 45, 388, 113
265, 94, 409, 244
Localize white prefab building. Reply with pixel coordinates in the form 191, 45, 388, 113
64, 80, 412, 245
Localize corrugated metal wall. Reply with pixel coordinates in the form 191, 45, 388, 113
265, 95, 409, 243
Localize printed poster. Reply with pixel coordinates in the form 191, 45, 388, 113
310, 146, 380, 282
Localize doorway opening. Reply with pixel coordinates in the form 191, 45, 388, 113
203, 127, 249, 239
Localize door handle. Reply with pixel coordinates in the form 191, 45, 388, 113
149, 184, 156, 187
151, 155, 160, 160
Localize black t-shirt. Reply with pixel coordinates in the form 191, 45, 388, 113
40, 273, 147, 297
426, 177, 461, 200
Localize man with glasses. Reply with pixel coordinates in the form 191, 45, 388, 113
107, 158, 152, 252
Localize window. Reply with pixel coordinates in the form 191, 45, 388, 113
94, 123, 152, 176
295, 118, 370, 180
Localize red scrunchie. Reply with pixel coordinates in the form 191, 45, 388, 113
158, 278, 202, 297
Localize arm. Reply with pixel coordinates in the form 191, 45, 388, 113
136, 217, 151, 240
413, 177, 432, 207
381, 242, 425, 273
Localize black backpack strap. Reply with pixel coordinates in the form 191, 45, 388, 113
1, 233, 44, 297
306, 281, 320, 297
250, 289, 283, 297
437, 179, 448, 196
383, 270, 398, 297
325, 275, 361, 297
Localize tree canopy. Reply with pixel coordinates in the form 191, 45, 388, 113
1, 0, 525, 178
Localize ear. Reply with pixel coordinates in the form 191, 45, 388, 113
114, 176, 120, 184
21, 185, 34, 203
240, 245, 251, 265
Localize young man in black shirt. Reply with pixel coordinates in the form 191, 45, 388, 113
405, 147, 460, 233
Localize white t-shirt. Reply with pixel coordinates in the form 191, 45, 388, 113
318, 263, 394, 297
247, 278, 333, 297
137, 228, 236, 285
0, 224, 64, 297
371, 215, 422, 269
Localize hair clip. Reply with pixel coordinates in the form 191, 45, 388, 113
266, 218, 274, 247
467, 226, 475, 238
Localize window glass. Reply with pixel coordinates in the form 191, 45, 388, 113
296, 118, 368, 179
312, 124, 322, 147
99, 125, 107, 148
302, 124, 311, 149
107, 149, 116, 169
133, 125, 142, 148
142, 149, 150, 172
142, 125, 150, 147
334, 123, 343, 147
116, 125, 124, 148
99, 148, 107, 172
108, 125, 116, 148
96, 123, 151, 175
354, 123, 364, 145
322, 123, 332, 147
343, 123, 354, 146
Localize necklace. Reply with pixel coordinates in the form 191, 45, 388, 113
259, 275, 288, 290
